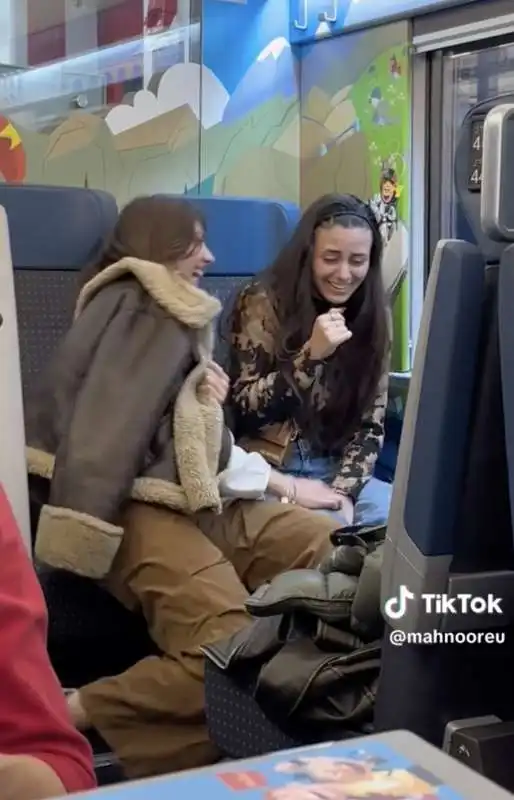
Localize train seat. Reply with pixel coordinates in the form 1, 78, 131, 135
6, 185, 406, 767
1, 183, 143, 784
1, 185, 150, 671
162, 195, 300, 360
7, 187, 302, 777
194, 197, 406, 756
375, 96, 514, 743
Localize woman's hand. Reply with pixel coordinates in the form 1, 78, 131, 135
306, 309, 352, 361
66, 691, 88, 731
293, 478, 344, 511
200, 361, 230, 405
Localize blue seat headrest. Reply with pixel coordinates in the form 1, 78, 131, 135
0, 184, 118, 269
161, 195, 300, 276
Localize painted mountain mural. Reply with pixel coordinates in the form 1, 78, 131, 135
223, 37, 297, 124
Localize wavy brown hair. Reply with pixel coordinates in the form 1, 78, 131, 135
81, 195, 205, 283
229, 194, 390, 453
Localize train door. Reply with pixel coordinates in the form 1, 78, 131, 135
417, 3, 514, 259
438, 40, 514, 243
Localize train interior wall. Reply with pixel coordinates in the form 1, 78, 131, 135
0, 0, 411, 371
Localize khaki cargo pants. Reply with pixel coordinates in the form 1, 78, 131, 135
79, 499, 335, 779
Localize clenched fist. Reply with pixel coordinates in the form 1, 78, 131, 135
307, 309, 352, 361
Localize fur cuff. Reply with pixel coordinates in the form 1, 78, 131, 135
35, 505, 123, 580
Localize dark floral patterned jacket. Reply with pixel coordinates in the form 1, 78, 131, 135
228, 283, 390, 500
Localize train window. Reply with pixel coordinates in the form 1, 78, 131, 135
439, 40, 514, 243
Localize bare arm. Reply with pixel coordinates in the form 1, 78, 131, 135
0, 487, 96, 796
267, 470, 295, 499
0, 755, 65, 800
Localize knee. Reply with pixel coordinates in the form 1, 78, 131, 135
354, 478, 392, 527
288, 508, 335, 562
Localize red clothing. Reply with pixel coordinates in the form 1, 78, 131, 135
0, 485, 96, 793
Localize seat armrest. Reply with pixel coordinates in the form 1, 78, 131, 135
93, 751, 124, 786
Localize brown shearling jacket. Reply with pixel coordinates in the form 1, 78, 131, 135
26, 257, 231, 580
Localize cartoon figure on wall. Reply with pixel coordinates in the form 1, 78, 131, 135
368, 158, 406, 307
370, 160, 399, 246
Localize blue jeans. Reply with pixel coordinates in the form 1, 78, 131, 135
277, 440, 392, 528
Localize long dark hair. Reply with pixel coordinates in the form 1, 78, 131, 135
237, 193, 389, 452
81, 195, 205, 283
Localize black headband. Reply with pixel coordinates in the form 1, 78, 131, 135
319, 208, 375, 229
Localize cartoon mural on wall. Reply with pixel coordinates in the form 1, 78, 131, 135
0, 116, 26, 183
0, 8, 409, 368
1, 48, 298, 206
0, 0, 300, 205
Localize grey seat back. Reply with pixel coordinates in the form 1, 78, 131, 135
375, 95, 514, 744
2, 184, 159, 713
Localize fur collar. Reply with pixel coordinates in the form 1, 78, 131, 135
75, 256, 221, 329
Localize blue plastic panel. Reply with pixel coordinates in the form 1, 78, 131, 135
403, 241, 484, 556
